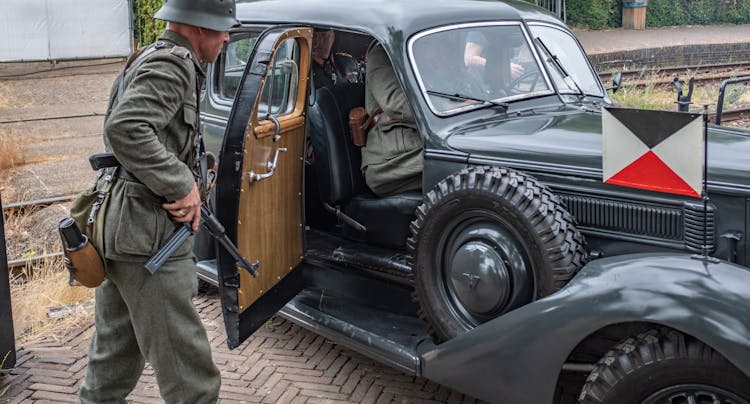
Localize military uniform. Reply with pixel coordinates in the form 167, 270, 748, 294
361, 44, 423, 196
78, 30, 220, 404
312, 53, 361, 89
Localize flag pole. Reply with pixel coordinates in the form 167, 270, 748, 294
700, 105, 714, 261
691, 105, 717, 263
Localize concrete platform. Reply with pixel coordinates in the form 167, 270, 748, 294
575, 24, 750, 70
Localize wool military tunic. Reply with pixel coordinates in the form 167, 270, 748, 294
361, 44, 423, 197
101, 31, 204, 262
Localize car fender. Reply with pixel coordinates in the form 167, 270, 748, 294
421, 253, 750, 404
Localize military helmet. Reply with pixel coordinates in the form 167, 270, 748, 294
155, 0, 239, 32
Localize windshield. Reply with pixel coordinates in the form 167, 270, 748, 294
528, 24, 603, 97
409, 23, 552, 115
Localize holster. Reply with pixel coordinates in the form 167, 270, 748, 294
348, 107, 382, 147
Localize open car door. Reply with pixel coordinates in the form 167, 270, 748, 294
215, 26, 312, 349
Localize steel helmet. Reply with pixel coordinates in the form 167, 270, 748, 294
154, 0, 239, 32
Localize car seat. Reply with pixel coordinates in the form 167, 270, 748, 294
307, 82, 421, 249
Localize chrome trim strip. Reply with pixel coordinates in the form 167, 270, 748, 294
469, 156, 750, 196
468, 155, 599, 178
526, 21, 606, 97
200, 112, 228, 127
424, 149, 469, 163
407, 21, 555, 117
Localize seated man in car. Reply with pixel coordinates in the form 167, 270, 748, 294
361, 43, 423, 197
464, 30, 525, 80
311, 29, 361, 88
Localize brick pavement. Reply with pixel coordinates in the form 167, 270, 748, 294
0, 288, 480, 404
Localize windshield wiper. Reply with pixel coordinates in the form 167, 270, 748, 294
426, 90, 509, 111
534, 37, 584, 98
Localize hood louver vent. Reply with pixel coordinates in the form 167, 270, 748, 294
683, 202, 716, 252
558, 194, 715, 253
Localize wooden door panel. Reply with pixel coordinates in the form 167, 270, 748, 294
236, 125, 304, 311
235, 30, 311, 312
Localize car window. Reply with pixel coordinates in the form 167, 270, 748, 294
257, 37, 300, 117
409, 23, 552, 115
528, 24, 603, 97
218, 32, 261, 100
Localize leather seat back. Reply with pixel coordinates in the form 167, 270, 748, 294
307, 83, 367, 205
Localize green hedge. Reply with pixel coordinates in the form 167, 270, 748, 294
132, 0, 166, 47
567, 0, 750, 28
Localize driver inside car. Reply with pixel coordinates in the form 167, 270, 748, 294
464, 30, 525, 80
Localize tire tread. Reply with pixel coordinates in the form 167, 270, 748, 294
408, 166, 588, 341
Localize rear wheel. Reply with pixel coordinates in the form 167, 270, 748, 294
579, 329, 750, 404
408, 167, 587, 342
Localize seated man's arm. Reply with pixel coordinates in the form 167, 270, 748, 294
366, 45, 414, 122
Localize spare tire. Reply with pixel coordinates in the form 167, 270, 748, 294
408, 166, 588, 342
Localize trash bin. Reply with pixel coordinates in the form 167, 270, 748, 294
622, 1, 648, 30
0, 194, 16, 371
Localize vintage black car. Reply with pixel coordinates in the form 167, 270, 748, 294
195, 0, 750, 402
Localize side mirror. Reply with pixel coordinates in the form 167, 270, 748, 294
607, 72, 622, 93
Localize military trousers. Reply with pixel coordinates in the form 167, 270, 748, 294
78, 258, 220, 404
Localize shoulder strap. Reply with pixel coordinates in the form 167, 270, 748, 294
114, 41, 177, 106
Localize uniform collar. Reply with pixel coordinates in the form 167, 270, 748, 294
158, 30, 206, 78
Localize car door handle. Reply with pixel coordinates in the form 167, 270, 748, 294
247, 147, 287, 183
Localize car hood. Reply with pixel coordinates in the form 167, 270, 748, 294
445, 106, 750, 194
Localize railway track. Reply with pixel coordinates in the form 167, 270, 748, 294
3, 195, 76, 272
712, 107, 750, 123
8, 253, 64, 272
1, 194, 77, 213
599, 62, 750, 88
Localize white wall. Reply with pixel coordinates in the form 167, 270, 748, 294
0, 0, 132, 62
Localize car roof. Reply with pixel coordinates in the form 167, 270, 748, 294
236, 0, 562, 43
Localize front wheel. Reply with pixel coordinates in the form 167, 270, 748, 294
579, 329, 750, 404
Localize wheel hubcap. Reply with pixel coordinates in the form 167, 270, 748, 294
440, 216, 535, 329
642, 384, 749, 404
450, 241, 510, 314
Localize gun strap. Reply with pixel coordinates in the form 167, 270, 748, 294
86, 167, 118, 254
192, 73, 210, 202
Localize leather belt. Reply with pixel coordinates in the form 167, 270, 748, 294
118, 169, 142, 184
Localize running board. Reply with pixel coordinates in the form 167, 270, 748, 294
196, 259, 219, 286
198, 258, 430, 375
278, 291, 426, 376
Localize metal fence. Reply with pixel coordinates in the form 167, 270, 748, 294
537, 0, 566, 21
1, 193, 16, 371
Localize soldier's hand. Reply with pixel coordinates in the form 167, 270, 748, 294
163, 184, 201, 231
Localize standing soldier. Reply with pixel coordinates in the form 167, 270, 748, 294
77, 1, 237, 402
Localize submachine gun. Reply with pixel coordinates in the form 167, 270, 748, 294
89, 153, 259, 277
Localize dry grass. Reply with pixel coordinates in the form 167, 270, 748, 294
0, 132, 25, 170
4, 205, 94, 343
611, 77, 750, 113
3, 194, 93, 344
9, 258, 94, 344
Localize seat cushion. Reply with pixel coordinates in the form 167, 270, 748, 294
344, 191, 422, 249
307, 83, 367, 205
